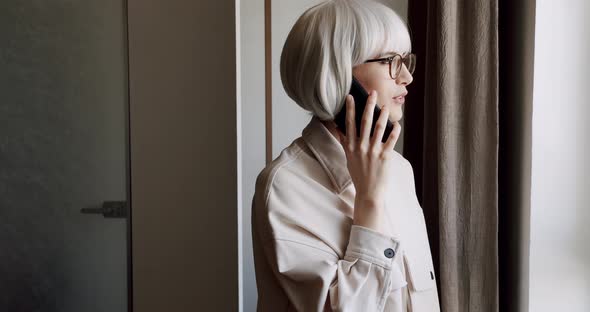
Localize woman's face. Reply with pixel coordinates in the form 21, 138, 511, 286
352, 52, 413, 122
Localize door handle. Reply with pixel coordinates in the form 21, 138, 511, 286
80, 201, 127, 218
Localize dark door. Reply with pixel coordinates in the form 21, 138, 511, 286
1, 1, 130, 311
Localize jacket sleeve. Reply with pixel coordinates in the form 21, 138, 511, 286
262, 224, 407, 312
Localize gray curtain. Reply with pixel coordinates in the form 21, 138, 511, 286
404, 0, 535, 311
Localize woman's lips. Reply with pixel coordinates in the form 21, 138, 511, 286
392, 95, 405, 105
392, 91, 408, 105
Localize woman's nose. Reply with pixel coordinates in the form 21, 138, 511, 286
395, 64, 413, 86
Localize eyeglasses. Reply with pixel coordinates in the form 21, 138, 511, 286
364, 53, 416, 80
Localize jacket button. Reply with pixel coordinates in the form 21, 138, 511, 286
384, 248, 395, 258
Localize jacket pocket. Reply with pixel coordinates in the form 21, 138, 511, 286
404, 252, 436, 291
403, 209, 437, 292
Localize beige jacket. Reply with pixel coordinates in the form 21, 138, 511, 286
251, 116, 440, 312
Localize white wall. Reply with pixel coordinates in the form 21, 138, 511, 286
240, 1, 408, 311
529, 1, 590, 311
239, 0, 265, 311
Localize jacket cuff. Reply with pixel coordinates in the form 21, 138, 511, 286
344, 224, 402, 269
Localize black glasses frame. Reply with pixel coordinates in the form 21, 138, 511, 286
364, 53, 416, 80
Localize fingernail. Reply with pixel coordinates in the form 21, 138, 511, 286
371, 90, 377, 96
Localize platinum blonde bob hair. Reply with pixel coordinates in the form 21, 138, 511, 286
280, 0, 411, 120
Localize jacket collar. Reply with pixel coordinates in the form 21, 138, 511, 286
301, 116, 352, 194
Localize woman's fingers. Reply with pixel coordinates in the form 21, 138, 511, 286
383, 120, 402, 152
370, 105, 389, 148
345, 95, 356, 146
343, 89, 400, 154
360, 90, 377, 145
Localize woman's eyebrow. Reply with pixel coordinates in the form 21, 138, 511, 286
377, 51, 403, 58
378, 51, 396, 57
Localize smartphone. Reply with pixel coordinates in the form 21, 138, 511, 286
334, 76, 394, 143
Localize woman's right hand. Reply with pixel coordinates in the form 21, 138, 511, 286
335, 90, 402, 231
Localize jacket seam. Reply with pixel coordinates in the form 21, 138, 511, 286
265, 237, 394, 270
344, 251, 392, 270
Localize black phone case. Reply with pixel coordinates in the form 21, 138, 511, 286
334, 76, 394, 143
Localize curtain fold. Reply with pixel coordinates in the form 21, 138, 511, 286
405, 0, 535, 311
497, 1, 535, 311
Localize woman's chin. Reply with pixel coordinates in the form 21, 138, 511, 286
387, 111, 402, 123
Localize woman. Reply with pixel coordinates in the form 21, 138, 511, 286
251, 0, 440, 311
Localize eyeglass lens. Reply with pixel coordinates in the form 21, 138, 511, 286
391, 54, 416, 78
